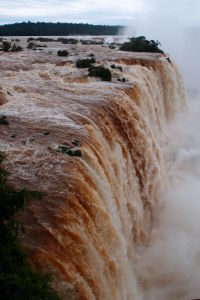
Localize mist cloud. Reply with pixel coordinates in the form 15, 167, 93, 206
135, 94, 200, 299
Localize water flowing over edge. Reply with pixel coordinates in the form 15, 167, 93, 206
0, 50, 186, 299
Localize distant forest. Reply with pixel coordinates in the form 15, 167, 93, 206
0, 22, 124, 36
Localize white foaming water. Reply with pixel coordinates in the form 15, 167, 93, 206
135, 91, 200, 300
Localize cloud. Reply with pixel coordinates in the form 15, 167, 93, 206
1, 0, 200, 26
0, 0, 150, 25
1, 0, 200, 25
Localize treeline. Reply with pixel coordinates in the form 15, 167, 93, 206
0, 22, 124, 36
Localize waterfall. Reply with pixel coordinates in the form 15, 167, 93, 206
0, 52, 186, 299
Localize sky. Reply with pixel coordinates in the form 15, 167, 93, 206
0, 0, 200, 27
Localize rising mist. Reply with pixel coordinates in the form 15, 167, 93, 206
123, 1, 200, 298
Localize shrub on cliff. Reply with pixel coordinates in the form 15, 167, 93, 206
10, 43, 23, 52
80, 39, 103, 45
0, 116, 9, 125
57, 50, 69, 57
120, 36, 164, 53
88, 65, 112, 81
76, 58, 96, 68
111, 64, 122, 72
1, 41, 23, 52
0, 153, 61, 300
27, 42, 35, 49
57, 145, 82, 158
56, 38, 78, 44
27, 42, 47, 50
2, 41, 11, 52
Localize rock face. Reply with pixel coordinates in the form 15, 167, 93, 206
0, 37, 186, 299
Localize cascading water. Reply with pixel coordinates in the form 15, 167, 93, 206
0, 40, 187, 299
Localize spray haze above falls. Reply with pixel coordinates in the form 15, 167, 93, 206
0, 36, 195, 299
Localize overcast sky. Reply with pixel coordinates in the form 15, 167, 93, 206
0, 0, 200, 27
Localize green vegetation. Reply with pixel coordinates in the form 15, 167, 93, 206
1, 41, 23, 52
108, 43, 122, 49
0, 153, 61, 300
10, 43, 23, 52
27, 37, 78, 44
71, 139, 80, 147
120, 36, 164, 53
27, 37, 54, 43
0, 116, 9, 125
27, 41, 35, 49
166, 57, 171, 63
80, 39, 103, 45
2, 41, 11, 52
56, 38, 78, 44
76, 58, 95, 68
109, 44, 116, 49
117, 77, 126, 83
27, 42, 47, 50
110, 64, 122, 72
88, 65, 112, 81
43, 131, 50, 136
57, 50, 69, 57
57, 145, 82, 158
0, 22, 124, 36
36, 44, 47, 48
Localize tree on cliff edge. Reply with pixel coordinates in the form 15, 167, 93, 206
120, 36, 164, 53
